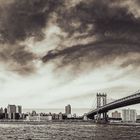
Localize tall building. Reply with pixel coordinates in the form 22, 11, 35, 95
137, 115, 140, 120
7, 105, 16, 119
0, 107, 3, 113
16, 105, 22, 114
4, 108, 7, 114
112, 111, 121, 118
4, 108, 8, 119
16, 105, 22, 119
65, 104, 71, 115
32, 110, 37, 116
122, 109, 136, 122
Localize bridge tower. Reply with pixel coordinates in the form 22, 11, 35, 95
103, 93, 107, 121
97, 93, 101, 108
96, 93, 107, 121
97, 93, 107, 108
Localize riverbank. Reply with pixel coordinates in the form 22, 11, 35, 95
0, 120, 140, 126
109, 122, 140, 126
0, 120, 94, 125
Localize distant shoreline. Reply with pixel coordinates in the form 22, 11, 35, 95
0, 120, 140, 126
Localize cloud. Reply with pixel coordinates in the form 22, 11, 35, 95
0, 0, 140, 75
0, 0, 64, 75
42, 0, 140, 73
0, 44, 37, 75
0, 0, 64, 43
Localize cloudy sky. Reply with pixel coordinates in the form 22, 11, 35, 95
0, 0, 140, 110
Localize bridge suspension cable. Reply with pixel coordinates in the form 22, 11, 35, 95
107, 95, 116, 104
89, 94, 96, 112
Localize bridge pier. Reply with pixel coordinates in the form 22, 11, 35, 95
103, 112, 108, 122
96, 112, 101, 120
95, 112, 108, 122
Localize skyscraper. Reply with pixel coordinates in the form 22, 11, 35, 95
16, 105, 22, 114
122, 109, 136, 122
7, 105, 16, 119
65, 104, 71, 115
0, 107, 3, 114
4, 108, 8, 119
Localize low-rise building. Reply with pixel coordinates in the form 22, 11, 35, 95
26, 115, 53, 121
112, 111, 121, 118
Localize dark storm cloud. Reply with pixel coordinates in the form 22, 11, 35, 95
43, 0, 140, 70
42, 39, 140, 68
0, 0, 64, 43
0, 0, 140, 74
66, 0, 140, 39
0, 0, 64, 74
0, 44, 36, 75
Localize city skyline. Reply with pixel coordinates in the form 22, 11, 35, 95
0, 0, 140, 110
0, 103, 140, 123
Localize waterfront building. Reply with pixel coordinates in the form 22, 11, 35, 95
136, 115, 140, 123
65, 104, 71, 115
4, 108, 7, 114
52, 113, 59, 120
137, 115, 140, 120
4, 108, 8, 119
67, 114, 72, 119
26, 115, 38, 121
16, 105, 22, 114
122, 109, 136, 122
47, 115, 53, 121
16, 105, 22, 119
0, 108, 4, 119
0, 107, 3, 113
22, 113, 28, 120
58, 112, 63, 120
15, 113, 20, 120
112, 111, 121, 118
73, 113, 76, 118
7, 105, 16, 119
83, 114, 88, 121
26, 115, 53, 121
31, 110, 37, 116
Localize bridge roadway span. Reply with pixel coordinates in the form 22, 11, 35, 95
86, 92, 140, 119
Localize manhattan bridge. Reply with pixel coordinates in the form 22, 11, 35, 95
85, 91, 140, 121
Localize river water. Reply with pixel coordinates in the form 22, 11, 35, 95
0, 122, 139, 140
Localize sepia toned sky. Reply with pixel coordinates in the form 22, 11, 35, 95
0, 0, 140, 110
